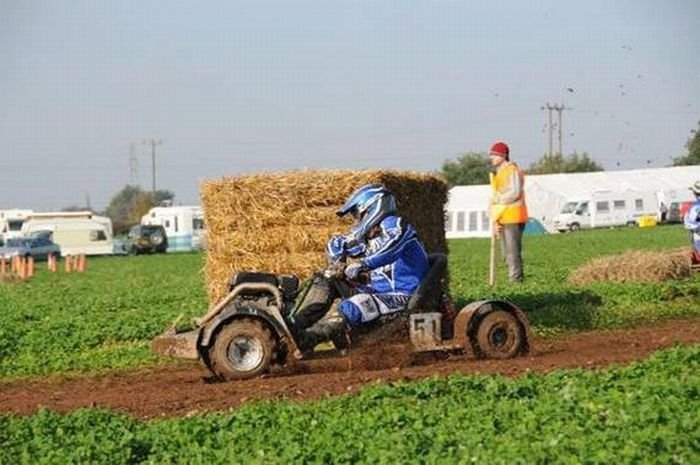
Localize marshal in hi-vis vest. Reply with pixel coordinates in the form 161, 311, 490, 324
490, 163, 528, 224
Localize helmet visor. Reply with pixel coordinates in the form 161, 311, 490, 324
349, 206, 363, 221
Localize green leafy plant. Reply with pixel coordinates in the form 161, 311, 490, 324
1, 344, 697, 464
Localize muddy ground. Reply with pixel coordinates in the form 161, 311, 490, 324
1, 317, 698, 419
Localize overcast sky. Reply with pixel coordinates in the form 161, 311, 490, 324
1, 0, 699, 211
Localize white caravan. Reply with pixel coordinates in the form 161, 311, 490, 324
0, 209, 34, 242
21, 211, 115, 256
552, 190, 658, 232
141, 206, 206, 252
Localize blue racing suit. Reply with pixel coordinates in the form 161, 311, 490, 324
328, 215, 429, 326
684, 199, 700, 254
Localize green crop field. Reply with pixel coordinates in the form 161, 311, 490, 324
1, 344, 698, 464
0, 225, 698, 379
1, 225, 699, 464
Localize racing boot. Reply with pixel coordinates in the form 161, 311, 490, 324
323, 314, 351, 354
294, 314, 350, 359
293, 328, 322, 359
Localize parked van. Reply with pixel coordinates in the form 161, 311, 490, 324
21, 211, 114, 256
0, 209, 34, 242
141, 206, 206, 252
553, 190, 658, 232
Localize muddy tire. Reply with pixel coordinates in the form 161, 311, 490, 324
209, 319, 276, 380
475, 310, 523, 359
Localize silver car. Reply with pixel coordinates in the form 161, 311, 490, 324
0, 236, 61, 261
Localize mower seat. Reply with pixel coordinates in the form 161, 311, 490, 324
229, 271, 278, 290
406, 253, 447, 313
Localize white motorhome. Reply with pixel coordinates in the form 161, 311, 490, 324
552, 190, 658, 232
21, 211, 114, 256
0, 209, 34, 242
141, 206, 206, 252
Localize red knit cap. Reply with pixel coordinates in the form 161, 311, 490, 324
490, 141, 510, 158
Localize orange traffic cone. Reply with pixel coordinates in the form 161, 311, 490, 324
18, 256, 26, 280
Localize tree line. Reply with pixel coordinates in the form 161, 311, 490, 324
440, 120, 700, 186
83, 121, 699, 229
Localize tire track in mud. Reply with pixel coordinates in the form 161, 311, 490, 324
1, 317, 698, 419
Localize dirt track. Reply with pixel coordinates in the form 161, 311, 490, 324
1, 317, 699, 419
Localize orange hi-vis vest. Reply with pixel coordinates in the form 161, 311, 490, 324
490, 162, 528, 224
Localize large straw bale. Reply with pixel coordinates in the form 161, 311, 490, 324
201, 170, 448, 303
568, 249, 691, 285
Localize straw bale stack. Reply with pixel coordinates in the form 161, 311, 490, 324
568, 249, 691, 285
201, 170, 448, 304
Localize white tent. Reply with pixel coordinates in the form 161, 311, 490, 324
446, 165, 700, 238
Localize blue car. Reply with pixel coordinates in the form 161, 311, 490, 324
0, 236, 61, 261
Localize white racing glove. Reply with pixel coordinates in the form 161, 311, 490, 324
344, 262, 366, 280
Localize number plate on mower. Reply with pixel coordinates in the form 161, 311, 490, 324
409, 313, 442, 350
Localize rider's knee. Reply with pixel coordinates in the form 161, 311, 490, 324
338, 300, 363, 327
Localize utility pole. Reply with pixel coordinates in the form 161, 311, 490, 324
128, 142, 139, 185
142, 139, 163, 196
541, 103, 570, 158
541, 103, 554, 159
553, 103, 569, 156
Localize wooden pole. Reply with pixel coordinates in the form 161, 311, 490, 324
65, 255, 72, 273
27, 256, 34, 278
489, 171, 497, 286
489, 225, 497, 286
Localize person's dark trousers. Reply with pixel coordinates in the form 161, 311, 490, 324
500, 223, 525, 283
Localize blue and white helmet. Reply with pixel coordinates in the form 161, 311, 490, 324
337, 184, 398, 240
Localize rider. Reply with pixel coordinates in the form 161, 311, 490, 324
684, 180, 700, 264
290, 183, 429, 354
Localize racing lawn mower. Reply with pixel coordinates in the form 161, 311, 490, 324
152, 253, 532, 380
